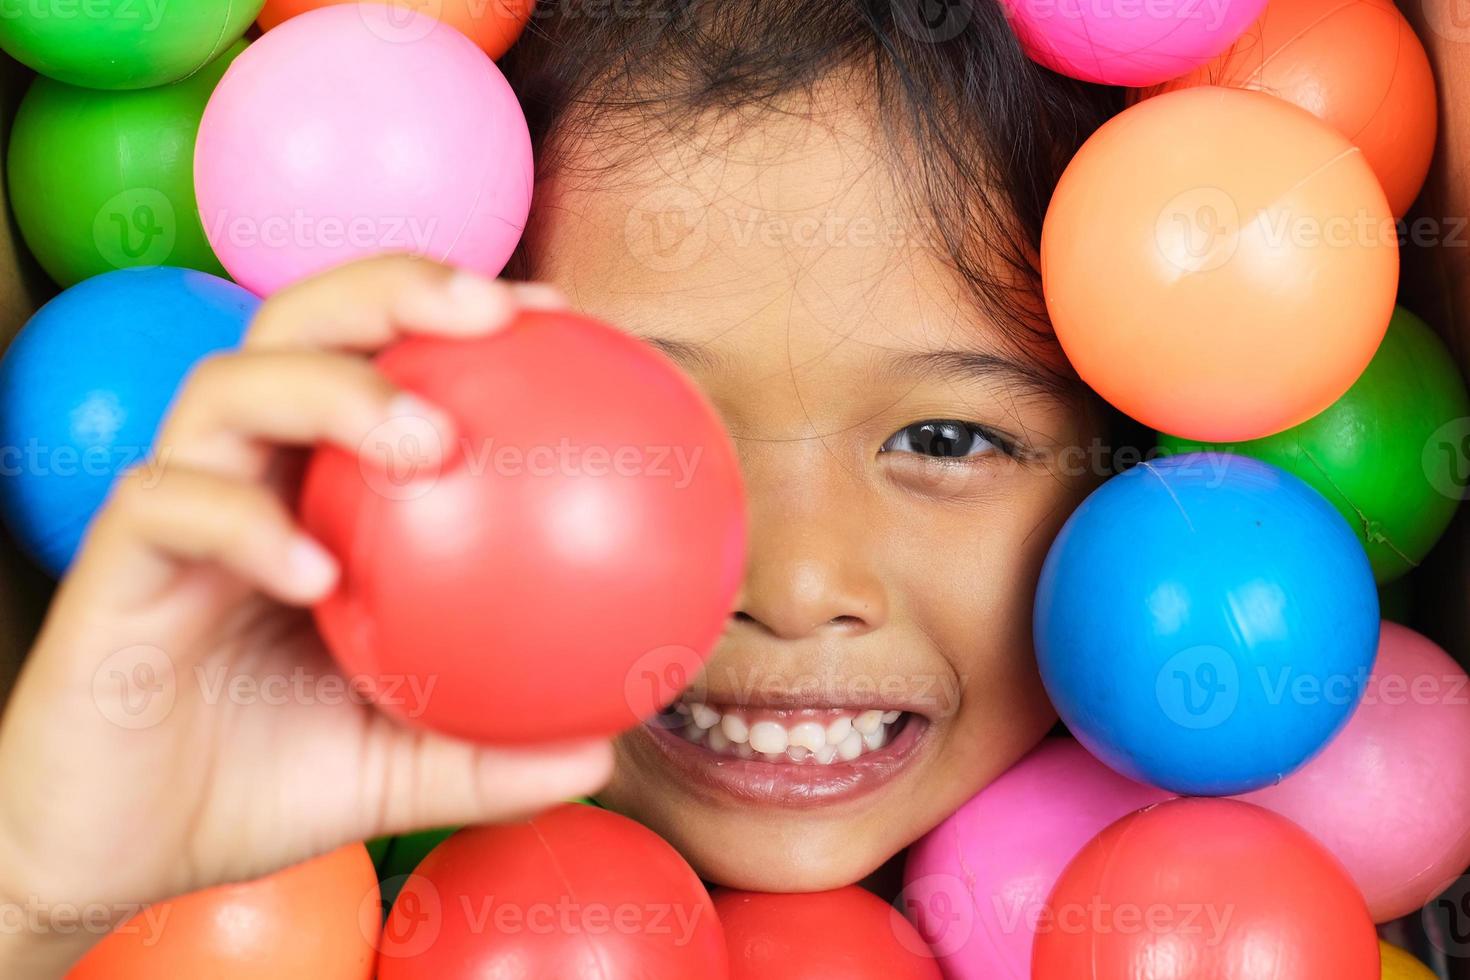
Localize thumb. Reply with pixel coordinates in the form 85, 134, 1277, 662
358, 722, 615, 841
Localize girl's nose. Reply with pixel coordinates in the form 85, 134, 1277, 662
732, 506, 889, 642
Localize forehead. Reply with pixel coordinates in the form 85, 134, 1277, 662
523, 90, 1039, 372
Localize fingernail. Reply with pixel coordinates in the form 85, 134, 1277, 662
510, 283, 570, 311
288, 535, 339, 599
400, 273, 514, 335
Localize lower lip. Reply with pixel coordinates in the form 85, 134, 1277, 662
632, 712, 931, 808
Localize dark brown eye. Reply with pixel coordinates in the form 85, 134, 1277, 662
881, 420, 997, 459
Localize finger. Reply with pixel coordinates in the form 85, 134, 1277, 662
64, 466, 338, 612
246, 255, 569, 353
157, 350, 457, 479
360, 723, 616, 839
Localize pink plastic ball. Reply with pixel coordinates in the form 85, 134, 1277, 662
1000, 0, 1267, 87
195, 5, 532, 296
900, 739, 1172, 979
1240, 622, 1470, 923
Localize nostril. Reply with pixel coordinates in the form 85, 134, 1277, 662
829, 615, 864, 628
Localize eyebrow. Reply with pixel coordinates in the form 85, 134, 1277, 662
639, 335, 1074, 401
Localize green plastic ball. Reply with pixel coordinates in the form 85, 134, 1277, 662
7, 42, 241, 287
0, 0, 260, 90
1159, 307, 1470, 583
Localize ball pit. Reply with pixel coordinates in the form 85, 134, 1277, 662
1160, 307, 1470, 583
67, 845, 379, 979
1032, 799, 1379, 980
714, 886, 940, 980
1138, 0, 1437, 218
902, 739, 1171, 980
195, 5, 533, 296
378, 804, 728, 979
1240, 623, 1470, 923
0, 268, 258, 576
258, 0, 537, 59
1035, 454, 1380, 796
0, 0, 261, 90
300, 311, 746, 743
7, 43, 241, 287
999, 0, 1265, 87
1042, 86, 1398, 443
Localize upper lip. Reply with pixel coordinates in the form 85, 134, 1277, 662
674, 685, 941, 719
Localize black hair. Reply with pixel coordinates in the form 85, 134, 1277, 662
499, 0, 1121, 391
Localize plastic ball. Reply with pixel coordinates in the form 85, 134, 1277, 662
1160, 307, 1469, 583
901, 739, 1171, 980
0, 0, 261, 90
1042, 87, 1398, 443
0, 268, 258, 576
1034, 454, 1380, 796
195, 5, 532, 296
999, 0, 1265, 87
1239, 623, 1470, 922
258, 0, 536, 59
713, 886, 940, 980
67, 845, 379, 979
1032, 799, 1379, 980
1380, 942, 1437, 980
378, 804, 728, 979
1138, 0, 1437, 218
7, 44, 240, 288
300, 311, 746, 743
375, 827, 457, 907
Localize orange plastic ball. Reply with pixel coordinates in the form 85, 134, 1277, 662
1138, 0, 1436, 219
67, 845, 380, 980
1041, 87, 1398, 443
258, 0, 535, 59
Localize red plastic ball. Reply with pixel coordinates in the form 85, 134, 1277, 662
377, 803, 729, 979
67, 846, 380, 980
712, 886, 941, 979
300, 311, 746, 743
1032, 799, 1379, 979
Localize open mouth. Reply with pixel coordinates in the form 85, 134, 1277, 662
654, 702, 910, 764
633, 696, 932, 806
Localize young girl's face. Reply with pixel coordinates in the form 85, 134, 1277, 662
525, 86, 1101, 892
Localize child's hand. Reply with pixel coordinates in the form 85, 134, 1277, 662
0, 257, 615, 975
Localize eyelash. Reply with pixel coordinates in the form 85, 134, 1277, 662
879, 420, 1021, 461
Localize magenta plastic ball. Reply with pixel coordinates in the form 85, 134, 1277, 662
195, 5, 532, 295
1000, 0, 1267, 87
1240, 622, 1470, 922
901, 739, 1172, 979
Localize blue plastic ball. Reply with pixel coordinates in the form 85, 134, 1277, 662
1034, 453, 1379, 796
0, 267, 257, 576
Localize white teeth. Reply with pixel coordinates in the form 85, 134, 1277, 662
707, 725, 730, 752
721, 714, 750, 744
749, 721, 789, 755
825, 716, 853, 744
788, 722, 827, 754
667, 703, 909, 765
